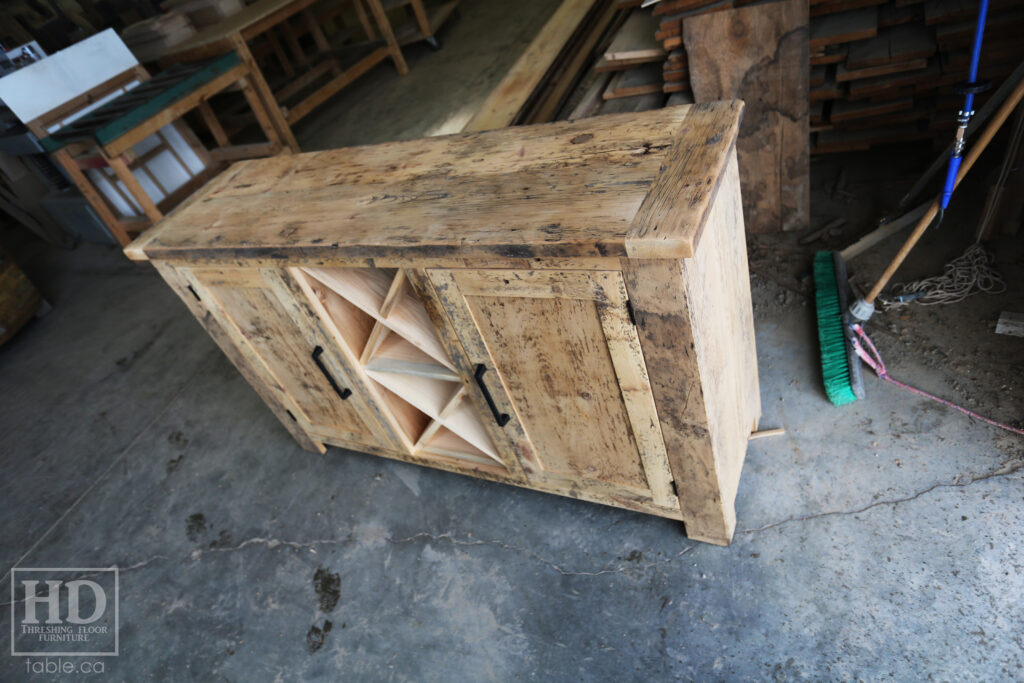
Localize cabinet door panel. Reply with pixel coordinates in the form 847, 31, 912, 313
185, 267, 384, 450
153, 262, 325, 454
469, 293, 648, 488
430, 269, 679, 510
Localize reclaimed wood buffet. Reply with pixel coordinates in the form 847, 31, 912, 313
126, 102, 759, 545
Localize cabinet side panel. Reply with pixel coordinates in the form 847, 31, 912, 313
681, 151, 760, 511
621, 257, 733, 545
150, 261, 325, 454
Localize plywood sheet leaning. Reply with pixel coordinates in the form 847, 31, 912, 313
684, 0, 809, 233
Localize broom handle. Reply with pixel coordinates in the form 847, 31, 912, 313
865, 75, 1024, 305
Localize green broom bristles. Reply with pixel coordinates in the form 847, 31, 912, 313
813, 252, 858, 406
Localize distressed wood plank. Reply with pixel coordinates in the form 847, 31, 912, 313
627, 100, 742, 257
128, 106, 752, 263
463, 0, 599, 131
684, 0, 809, 233
598, 275, 678, 508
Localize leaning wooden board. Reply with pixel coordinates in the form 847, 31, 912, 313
684, 0, 809, 233
126, 103, 760, 545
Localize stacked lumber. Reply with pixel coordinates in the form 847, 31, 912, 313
594, 6, 668, 104
810, 1, 1024, 153
642, 0, 1024, 153
651, 0, 730, 99
121, 12, 197, 63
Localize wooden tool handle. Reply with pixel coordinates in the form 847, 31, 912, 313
866, 75, 1024, 305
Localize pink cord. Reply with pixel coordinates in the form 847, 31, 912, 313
850, 324, 1024, 437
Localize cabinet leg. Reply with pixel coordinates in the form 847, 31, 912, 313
682, 516, 734, 546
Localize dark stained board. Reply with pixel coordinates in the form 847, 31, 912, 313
836, 57, 927, 81
809, 7, 878, 49
829, 96, 912, 122
845, 22, 935, 68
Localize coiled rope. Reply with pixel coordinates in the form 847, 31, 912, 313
883, 103, 1023, 308
885, 242, 1006, 306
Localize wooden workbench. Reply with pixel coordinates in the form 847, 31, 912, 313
158, 0, 409, 149
126, 102, 760, 545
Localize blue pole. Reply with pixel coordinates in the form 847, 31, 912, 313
940, 0, 989, 211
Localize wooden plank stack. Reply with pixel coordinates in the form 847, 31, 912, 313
645, 0, 1024, 153
571, 1, 670, 115
651, 0, 733, 100
596, 5, 665, 102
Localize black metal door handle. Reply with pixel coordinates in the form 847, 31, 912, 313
312, 346, 351, 400
474, 364, 509, 427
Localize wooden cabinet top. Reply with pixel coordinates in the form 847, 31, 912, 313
125, 102, 743, 264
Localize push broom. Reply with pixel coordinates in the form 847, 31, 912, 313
814, 0, 1024, 406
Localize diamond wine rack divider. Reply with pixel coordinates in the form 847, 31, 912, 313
299, 267, 502, 468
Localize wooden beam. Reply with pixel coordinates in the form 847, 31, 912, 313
103, 152, 163, 224
463, 0, 599, 132
519, 1, 620, 124
239, 77, 284, 151
231, 34, 301, 152
198, 100, 231, 147
364, 0, 409, 75
51, 147, 131, 246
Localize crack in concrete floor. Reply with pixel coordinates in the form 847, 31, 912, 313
5, 457, 1012, 596
737, 459, 1024, 535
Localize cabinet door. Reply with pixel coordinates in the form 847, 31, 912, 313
428, 269, 680, 511
182, 267, 388, 451
292, 266, 513, 474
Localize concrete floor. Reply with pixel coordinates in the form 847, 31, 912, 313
3, 0, 1024, 678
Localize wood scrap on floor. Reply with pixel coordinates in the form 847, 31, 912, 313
995, 312, 1024, 337
748, 428, 785, 440
0, 248, 42, 347
684, 0, 809, 233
